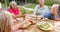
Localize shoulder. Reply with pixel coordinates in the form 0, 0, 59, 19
8, 8, 13, 12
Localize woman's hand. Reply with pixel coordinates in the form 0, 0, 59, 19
55, 17, 60, 21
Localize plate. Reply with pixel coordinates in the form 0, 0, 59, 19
37, 22, 53, 30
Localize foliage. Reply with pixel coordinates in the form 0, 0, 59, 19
0, 0, 4, 3
19, 7, 26, 14
26, 4, 37, 9
45, 0, 60, 6
25, 9, 33, 14
19, 7, 33, 14
26, 0, 60, 6
28, 0, 36, 3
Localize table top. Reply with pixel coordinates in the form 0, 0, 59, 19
14, 15, 60, 32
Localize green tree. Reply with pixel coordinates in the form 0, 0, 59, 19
0, 0, 5, 3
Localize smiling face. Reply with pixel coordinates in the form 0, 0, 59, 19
10, 1, 17, 9
11, 3, 17, 9
51, 5, 59, 15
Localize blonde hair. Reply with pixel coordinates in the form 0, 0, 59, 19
52, 4, 59, 9
0, 11, 13, 32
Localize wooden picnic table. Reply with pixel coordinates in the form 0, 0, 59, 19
14, 14, 60, 32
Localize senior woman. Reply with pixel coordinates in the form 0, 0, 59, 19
41, 4, 60, 21
8, 1, 21, 18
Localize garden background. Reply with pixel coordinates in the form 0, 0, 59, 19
0, 0, 60, 14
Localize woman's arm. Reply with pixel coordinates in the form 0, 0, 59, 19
12, 12, 22, 18
12, 21, 31, 31
13, 8, 24, 18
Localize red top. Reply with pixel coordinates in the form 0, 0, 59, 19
8, 7, 20, 15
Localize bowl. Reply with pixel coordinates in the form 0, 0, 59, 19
37, 22, 53, 30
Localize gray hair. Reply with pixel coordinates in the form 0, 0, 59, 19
52, 4, 59, 10
9, 1, 17, 7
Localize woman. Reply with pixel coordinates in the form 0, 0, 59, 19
8, 1, 21, 18
42, 4, 60, 21
0, 11, 29, 32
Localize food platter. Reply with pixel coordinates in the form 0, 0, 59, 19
37, 22, 53, 30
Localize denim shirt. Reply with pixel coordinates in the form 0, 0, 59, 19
58, 12, 60, 19
42, 11, 60, 20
